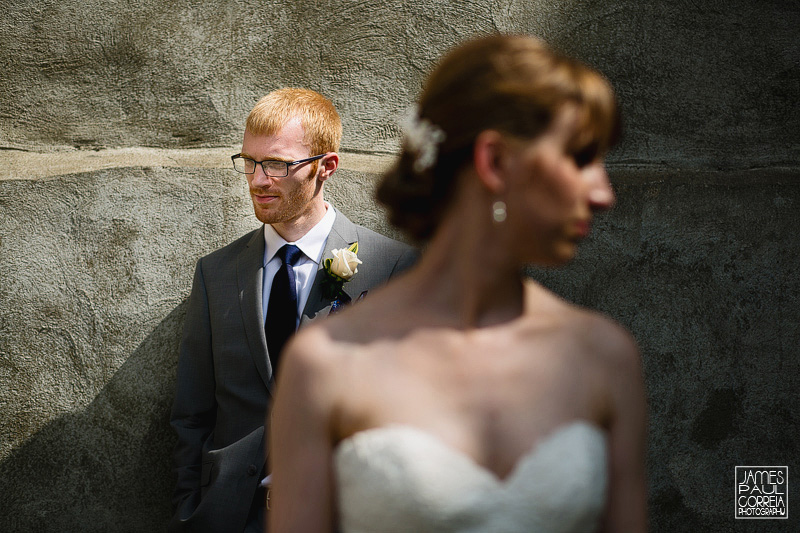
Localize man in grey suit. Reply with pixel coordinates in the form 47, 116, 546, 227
169, 88, 417, 532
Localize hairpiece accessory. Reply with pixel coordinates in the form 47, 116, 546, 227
492, 200, 507, 223
400, 106, 446, 173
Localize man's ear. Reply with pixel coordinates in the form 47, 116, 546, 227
472, 130, 508, 195
317, 152, 339, 182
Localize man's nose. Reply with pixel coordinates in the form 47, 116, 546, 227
249, 163, 273, 187
584, 163, 615, 212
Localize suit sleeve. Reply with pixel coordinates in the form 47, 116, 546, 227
169, 257, 218, 519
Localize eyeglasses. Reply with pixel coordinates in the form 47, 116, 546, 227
230, 154, 326, 177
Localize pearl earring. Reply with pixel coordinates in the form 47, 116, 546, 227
492, 200, 507, 223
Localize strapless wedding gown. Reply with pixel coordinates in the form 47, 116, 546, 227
333, 421, 607, 533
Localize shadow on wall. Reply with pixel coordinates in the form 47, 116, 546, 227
0, 301, 186, 533
529, 169, 800, 532
0, 169, 798, 533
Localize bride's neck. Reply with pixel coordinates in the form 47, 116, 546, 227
405, 197, 525, 329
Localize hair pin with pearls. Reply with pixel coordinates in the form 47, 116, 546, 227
399, 106, 446, 173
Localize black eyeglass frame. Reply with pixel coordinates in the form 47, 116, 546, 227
230, 153, 327, 177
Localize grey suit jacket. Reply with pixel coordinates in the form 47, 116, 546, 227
169, 210, 417, 532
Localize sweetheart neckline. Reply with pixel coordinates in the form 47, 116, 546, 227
334, 420, 606, 484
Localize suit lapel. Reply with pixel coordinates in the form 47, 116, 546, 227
240, 213, 362, 394
301, 210, 359, 327
236, 226, 274, 392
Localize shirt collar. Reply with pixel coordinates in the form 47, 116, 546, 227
263, 202, 337, 266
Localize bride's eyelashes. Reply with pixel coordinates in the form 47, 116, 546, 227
571, 143, 599, 168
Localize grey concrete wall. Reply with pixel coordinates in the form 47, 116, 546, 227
0, 1, 797, 531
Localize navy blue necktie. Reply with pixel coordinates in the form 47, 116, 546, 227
266, 244, 303, 376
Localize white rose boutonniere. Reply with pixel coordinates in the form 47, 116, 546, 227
322, 242, 362, 302
328, 245, 362, 281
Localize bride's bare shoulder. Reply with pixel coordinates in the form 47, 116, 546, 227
281, 306, 384, 379
581, 311, 637, 356
286, 324, 336, 354
561, 306, 641, 383
522, 280, 639, 362
278, 325, 345, 383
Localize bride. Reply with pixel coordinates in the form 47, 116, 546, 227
269, 34, 647, 532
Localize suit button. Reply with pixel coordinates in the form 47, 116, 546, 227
247, 464, 257, 476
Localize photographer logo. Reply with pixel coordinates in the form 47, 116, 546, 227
736, 466, 788, 519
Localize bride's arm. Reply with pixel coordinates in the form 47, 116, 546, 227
269, 328, 341, 533
598, 323, 649, 533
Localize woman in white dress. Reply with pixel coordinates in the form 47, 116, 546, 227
269, 34, 647, 533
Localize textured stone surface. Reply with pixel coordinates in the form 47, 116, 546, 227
1, 0, 798, 531
0, 166, 398, 531
530, 168, 799, 530
2, 1, 797, 167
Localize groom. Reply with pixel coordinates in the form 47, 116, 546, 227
169, 88, 417, 532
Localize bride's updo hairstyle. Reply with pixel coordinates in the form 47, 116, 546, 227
377, 34, 620, 241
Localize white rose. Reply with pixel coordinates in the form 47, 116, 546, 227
329, 248, 362, 280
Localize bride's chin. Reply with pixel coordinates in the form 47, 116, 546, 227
518, 248, 575, 268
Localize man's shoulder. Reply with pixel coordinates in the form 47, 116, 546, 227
329, 210, 418, 279
198, 226, 263, 265
353, 223, 412, 250
335, 211, 415, 255
351, 224, 418, 271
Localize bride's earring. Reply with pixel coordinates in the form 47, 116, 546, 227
492, 200, 507, 223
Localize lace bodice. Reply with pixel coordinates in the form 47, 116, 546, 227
333, 421, 607, 533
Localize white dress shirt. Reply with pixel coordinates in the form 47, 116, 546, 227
260, 203, 337, 488
261, 202, 337, 328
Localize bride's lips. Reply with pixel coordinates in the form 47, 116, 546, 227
574, 220, 591, 239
